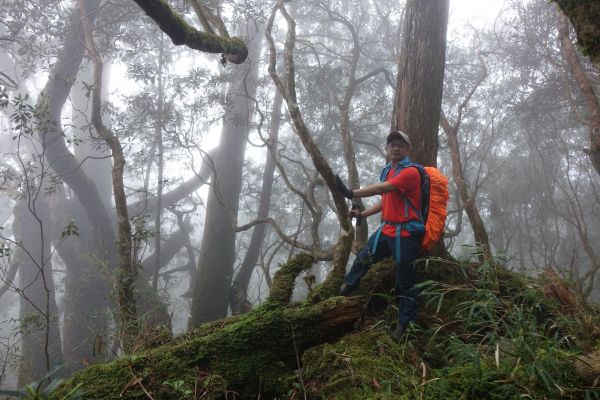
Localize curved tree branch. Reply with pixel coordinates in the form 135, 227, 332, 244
132, 0, 247, 64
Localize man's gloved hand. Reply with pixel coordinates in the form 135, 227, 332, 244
335, 175, 353, 199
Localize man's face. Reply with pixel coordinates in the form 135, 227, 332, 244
386, 139, 410, 161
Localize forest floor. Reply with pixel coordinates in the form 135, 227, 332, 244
48, 252, 600, 400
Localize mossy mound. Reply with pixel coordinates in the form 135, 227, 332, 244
300, 330, 421, 399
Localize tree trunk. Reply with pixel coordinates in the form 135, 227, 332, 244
79, 0, 138, 351
266, 2, 354, 303
14, 197, 62, 384
554, 0, 600, 68
440, 114, 491, 255
189, 21, 263, 326
392, 0, 449, 167
54, 199, 111, 371
559, 15, 600, 177
152, 37, 166, 292
230, 91, 283, 315
36, 0, 115, 261
61, 60, 113, 371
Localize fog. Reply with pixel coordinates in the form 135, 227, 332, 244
0, 0, 598, 389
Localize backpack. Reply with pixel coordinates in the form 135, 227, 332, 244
379, 161, 449, 252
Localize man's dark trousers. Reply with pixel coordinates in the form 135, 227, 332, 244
344, 232, 422, 326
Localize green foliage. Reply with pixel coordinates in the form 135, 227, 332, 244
0, 365, 84, 400
416, 250, 594, 399
161, 379, 192, 399
59, 220, 79, 241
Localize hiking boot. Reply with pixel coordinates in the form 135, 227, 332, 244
339, 283, 355, 296
390, 324, 405, 342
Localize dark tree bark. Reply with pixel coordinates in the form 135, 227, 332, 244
131, 0, 247, 64
392, 0, 450, 167
230, 91, 283, 315
559, 15, 600, 177
554, 0, 600, 68
189, 21, 263, 326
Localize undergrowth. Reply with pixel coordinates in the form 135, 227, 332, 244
301, 248, 600, 399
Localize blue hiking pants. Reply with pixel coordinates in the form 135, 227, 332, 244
344, 232, 422, 326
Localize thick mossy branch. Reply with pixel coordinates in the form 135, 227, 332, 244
268, 252, 315, 305
554, 0, 600, 66
132, 0, 248, 64
307, 232, 353, 304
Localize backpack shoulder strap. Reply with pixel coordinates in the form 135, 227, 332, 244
379, 163, 392, 182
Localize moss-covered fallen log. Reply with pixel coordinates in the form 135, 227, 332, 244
51, 254, 365, 399
51, 297, 365, 399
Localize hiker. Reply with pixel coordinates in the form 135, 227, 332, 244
335, 130, 424, 341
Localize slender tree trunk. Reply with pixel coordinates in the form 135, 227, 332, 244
14, 197, 62, 384
440, 114, 491, 255
230, 91, 282, 315
266, 2, 354, 303
189, 21, 263, 326
79, 0, 138, 351
392, 0, 449, 167
152, 37, 166, 292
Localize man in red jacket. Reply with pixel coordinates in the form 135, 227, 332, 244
335, 131, 423, 341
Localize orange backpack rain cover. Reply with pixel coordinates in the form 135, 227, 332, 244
422, 167, 449, 251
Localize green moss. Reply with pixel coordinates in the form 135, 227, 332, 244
308, 233, 354, 303
268, 253, 315, 305
51, 296, 347, 399
301, 330, 420, 399
134, 0, 248, 63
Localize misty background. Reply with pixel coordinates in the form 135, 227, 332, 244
0, 0, 599, 389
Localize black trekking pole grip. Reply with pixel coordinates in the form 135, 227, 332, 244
351, 202, 364, 226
